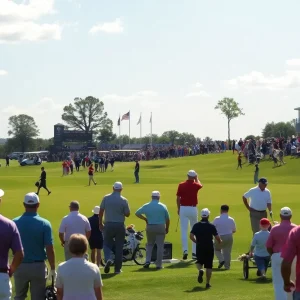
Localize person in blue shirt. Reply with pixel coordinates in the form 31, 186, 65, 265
13, 192, 56, 300
135, 191, 170, 270
250, 218, 271, 280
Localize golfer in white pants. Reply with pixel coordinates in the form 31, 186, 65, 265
176, 170, 203, 260
266, 207, 296, 300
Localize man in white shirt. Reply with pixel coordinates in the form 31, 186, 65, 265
59, 201, 91, 261
242, 177, 272, 235
213, 205, 236, 270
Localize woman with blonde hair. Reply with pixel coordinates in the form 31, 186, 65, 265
56, 234, 103, 300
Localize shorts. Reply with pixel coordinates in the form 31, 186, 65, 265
89, 175, 94, 179
89, 237, 103, 250
196, 247, 214, 269
39, 181, 46, 188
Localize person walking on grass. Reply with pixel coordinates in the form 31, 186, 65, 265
134, 160, 140, 183
36, 167, 51, 196
177, 170, 203, 260
135, 191, 170, 270
190, 208, 222, 289
99, 182, 130, 275
13, 193, 56, 300
266, 207, 296, 300
242, 177, 272, 235
249, 218, 271, 280
0, 189, 24, 300
213, 205, 236, 270
254, 163, 259, 184
59, 201, 91, 261
55, 234, 103, 300
88, 206, 104, 267
88, 163, 97, 186
237, 151, 242, 169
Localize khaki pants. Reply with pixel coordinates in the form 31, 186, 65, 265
250, 210, 267, 235
14, 262, 47, 300
214, 234, 233, 269
146, 224, 166, 268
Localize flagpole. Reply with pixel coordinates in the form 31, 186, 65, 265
129, 110, 131, 145
150, 112, 152, 148
118, 114, 121, 149
140, 113, 142, 139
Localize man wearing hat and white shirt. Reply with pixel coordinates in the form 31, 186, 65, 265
135, 191, 170, 270
190, 208, 221, 289
59, 201, 91, 261
242, 177, 272, 235
213, 205, 236, 270
0, 189, 24, 300
99, 182, 130, 274
88, 206, 104, 267
176, 170, 203, 260
13, 192, 56, 300
266, 207, 297, 300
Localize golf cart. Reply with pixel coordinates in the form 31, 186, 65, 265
20, 152, 42, 166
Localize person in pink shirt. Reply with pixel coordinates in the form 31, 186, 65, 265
281, 225, 300, 299
266, 207, 297, 300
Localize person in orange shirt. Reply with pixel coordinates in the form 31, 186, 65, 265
88, 163, 97, 186
62, 160, 68, 176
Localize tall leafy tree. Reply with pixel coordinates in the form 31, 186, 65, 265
215, 98, 244, 148
97, 128, 117, 143
62, 96, 112, 133
8, 114, 39, 152
161, 130, 180, 144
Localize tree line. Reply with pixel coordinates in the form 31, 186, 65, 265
0, 96, 297, 156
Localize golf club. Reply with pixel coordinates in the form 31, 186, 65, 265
175, 217, 179, 232
270, 214, 275, 225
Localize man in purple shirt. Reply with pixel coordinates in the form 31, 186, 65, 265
0, 189, 24, 300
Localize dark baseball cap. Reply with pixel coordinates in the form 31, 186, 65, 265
69, 201, 80, 210
258, 177, 268, 185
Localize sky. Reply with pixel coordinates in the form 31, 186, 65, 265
0, 0, 300, 140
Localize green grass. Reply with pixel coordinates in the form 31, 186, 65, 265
0, 153, 299, 299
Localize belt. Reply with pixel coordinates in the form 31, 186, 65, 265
180, 205, 197, 207
251, 209, 266, 212
22, 260, 44, 264
0, 268, 8, 273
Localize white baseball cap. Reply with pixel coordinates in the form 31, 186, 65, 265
280, 207, 292, 217
152, 191, 160, 197
92, 206, 100, 214
0, 189, 4, 197
113, 182, 123, 190
187, 170, 197, 177
201, 208, 210, 217
24, 192, 40, 205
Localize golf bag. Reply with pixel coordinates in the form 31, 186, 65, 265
35, 181, 40, 188
45, 276, 57, 300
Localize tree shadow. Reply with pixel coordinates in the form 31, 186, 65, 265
184, 286, 207, 293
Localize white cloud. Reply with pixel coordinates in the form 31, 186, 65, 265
223, 70, 300, 90
194, 82, 203, 88
0, 0, 62, 43
185, 91, 211, 98
0, 70, 7, 76
89, 18, 124, 35
102, 90, 157, 103
286, 59, 300, 68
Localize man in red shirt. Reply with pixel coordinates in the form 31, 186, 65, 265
176, 170, 203, 260
266, 207, 296, 300
281, 226, 300, 299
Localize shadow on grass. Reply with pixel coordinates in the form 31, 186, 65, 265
238, 278, 272, 284
143, 165, 167, 169
132, 268, 159, 272
102, 274, 117, 279
212, 268, 228, 272
165, 260, 195, 269
184, 286, 207, 293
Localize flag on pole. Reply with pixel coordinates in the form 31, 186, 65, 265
121, 111, 130, 121
137, 115, 141, 125
117, 117, 120, 126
